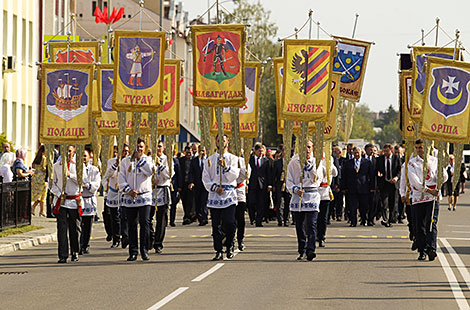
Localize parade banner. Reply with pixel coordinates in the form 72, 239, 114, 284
43, 35, 79, 62
191, 24, 246, 107
410, 46, 459, 122
140, 59, 181, 135
332, 36, 372, 101
399, 69, 415, 140
210, 62, 261, 137
273, 57, 314, 134
96, 64, 133, 135
324, 72, 341, 141
420, 57, 470, 144
40, 63, 93, 144
112, 31, 166, 112
281, 39, 336, 121
49, 41, 101, 118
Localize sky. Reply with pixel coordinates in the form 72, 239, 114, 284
182, 0, 470, 112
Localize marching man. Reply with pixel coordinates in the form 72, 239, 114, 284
286, 140, 321, 261
202, 135, 240, 261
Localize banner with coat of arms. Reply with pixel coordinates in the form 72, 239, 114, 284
49, 41, 101, 118
324, 72, 341, 141
420, 57, 470, 144
210, 62, 261, 138
332, 36, 371, 101
40, 63, 93, 144
191, 24, 246, 107
399, 69, 415, 140
112, 31, 166, 112
140, 59, 181, 135
281, 39, 336, 122
96, 64, 133, 135
273, 57, 314, 134
410, 46, 459, 123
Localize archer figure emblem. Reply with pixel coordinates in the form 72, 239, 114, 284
126, 45, 154, 87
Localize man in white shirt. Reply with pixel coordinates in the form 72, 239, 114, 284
0, 143, 15, 167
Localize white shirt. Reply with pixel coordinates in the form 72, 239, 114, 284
236, 157, 247, 203
318, 156, 338, 201
202, 151, 240, 209
152, 154, 173, 207
102, 157, 120, 207
0, 164, 13, 182
408, 155, 447, 205
82, 164, 101, 216
0, 152, 15, 167
51, 159, 82, 209
118, 155, 154, 207
286, 154, 320, 212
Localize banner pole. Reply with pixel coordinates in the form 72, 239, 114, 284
352, 13, 359, 38
139, 0, 144, 31
453, 29, 460, 60
308, 10, 313, 40
435, 17, 440, 46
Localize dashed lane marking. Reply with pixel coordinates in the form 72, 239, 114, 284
191, 263, 225, 282
440, 238, 470, 291
147, 287, 189, 310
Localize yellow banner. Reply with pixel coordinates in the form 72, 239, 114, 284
43, 35, 79, 62
112, 31, 166, 112
410, 46, 459, 122
191, 24, 246, 107
281, 39, 336, 122
140, 59, 181, 135
332, 36, 372, 101
324, 72, 341, 141
399, 69, 415, 140
209, 62, 261, 138
96, 64, 133, 135
420, 57, 470, 144
40, 63, 93, 144
49, 41, 101, 118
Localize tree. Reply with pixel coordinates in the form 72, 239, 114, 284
350, 104, 375, 141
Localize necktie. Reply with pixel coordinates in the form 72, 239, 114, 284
200, 158, 203, 170
355, 159, 359, 171
257, 158, 260, 168
386, 157, 391, 180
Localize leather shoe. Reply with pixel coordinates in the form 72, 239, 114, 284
381, 221, 391, 228
155, 247, 163, 254
319, 240, 325, 247
238, 242, 246, 251
212, 252, 223, 261
111, 241, 120, 248
182, 219, 191, 225
71, 253, 79, 262
226, 250, 234, 260
170, 222, 176, 227
306, 250, 316, 261
284, 222, 289, 227
255, 223, 264, 227
121, 237, 129, 249
411, 241, 418, 251
127, 254, 137, 261
82, 247, 90, 254
106, 235, 112, 242
142, 253, 150, 261
57, 257, 67, 263
367, 221, 375, 226
278, 222, 283, 227
418, 252, 426, 261
349, 224, 356, 227
427, 249, 437, 261
297, 253, 305, 261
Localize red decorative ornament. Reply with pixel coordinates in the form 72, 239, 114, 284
94, 6, 125, 25
188, 88, 193, 95
180, 77, 184, 85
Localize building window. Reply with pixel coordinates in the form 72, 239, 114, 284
21, 104, 26, 146
3, 11, 7, 56
13, 15, 17, 57
12, 101, 17, 142
28, 106, 32, 148
2, 100, 7, 134
28, 22, 32, 65
22, 18, 26, 64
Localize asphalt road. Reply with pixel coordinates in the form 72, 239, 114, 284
1, 194, 470, 310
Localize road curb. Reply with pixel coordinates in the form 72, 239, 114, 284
0, 232, 56, 256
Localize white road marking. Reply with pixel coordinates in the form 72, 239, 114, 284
440, 238, 470, 291
443, 237, 470, 241
192, 263, 225, 282
147, 287, 189, 310
436, 245, 470, 310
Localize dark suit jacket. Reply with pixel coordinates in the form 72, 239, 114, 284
248, 155, 272, 191
273, 158, 285, 192
331, 156, 341, 190
363, 154, 377, 190
172, 156, 182, 191
341, 157, 374, 194
376, 154, 400, 191
179, 156, 192, 186
188, 156, 205, 191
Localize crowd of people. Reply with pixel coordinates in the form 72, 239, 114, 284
0, 137, 466, 263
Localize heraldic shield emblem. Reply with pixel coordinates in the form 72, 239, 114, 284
163, 64, 176, 113
197, 31, 241, 84
333, 42, 365, 83
416, 53, 453, 94
429, 66, 470, 119
101, 69, 114, 112
46, 69, 89, 121
118, 37, 161, 90
291, 47, 330, 95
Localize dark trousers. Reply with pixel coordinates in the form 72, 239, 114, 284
397, 191, 405, 220
317, 200, 330, 241
249, 189, 266, 225
332, 191, 343, 218
349, 193, 369, 226
380, 186, 396, 223
293, 211, 318, 254
235, 202, 246, 243
154, 205, 168, 249
169, 190, 179, 225
345, 193, 351, 221
57, 207, 81, 259
181, 187, 194, 221
405, 203, 414, 240
276, 190, 291, 224
413, 201, 439, 253
80, 216, 93, 250
193, 187, 208, 223
103, 205, 121, 243
124, 205, 151, 256
210, 205, 236, 252
367, 191, 377, 223
120, 207, 128, 240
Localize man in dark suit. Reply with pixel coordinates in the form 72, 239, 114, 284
376, 144, 401, 227
394, 145, 406, 223
169, 151, 182, 227
273, 145, 291, 226
341, 146, 374, 227
330, 145, 343, 221
248, 142, 272, 227
179, 146, 195, 225
189, 145, 208, 226
364, 143, 378, 226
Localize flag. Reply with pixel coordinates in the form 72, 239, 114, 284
191, 24, 245, 107
281, 39, 336, 122
332, 36, 372, 101
112, 31, 166, 112
210, 62, 261, 138
399, 69, 415, 140
324, 72, 341, 141
49, 41, 101, 118
40, 63, 93, 144
140, 59, 181, 135
410, 46, 459, 122
96, 64, 133, 135
420, 57, 470, 143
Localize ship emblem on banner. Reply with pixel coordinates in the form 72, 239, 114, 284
113, 31, 166, 112
281, 39, 336, 122
191, 24, 245, 107
331, 36, 372, 101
